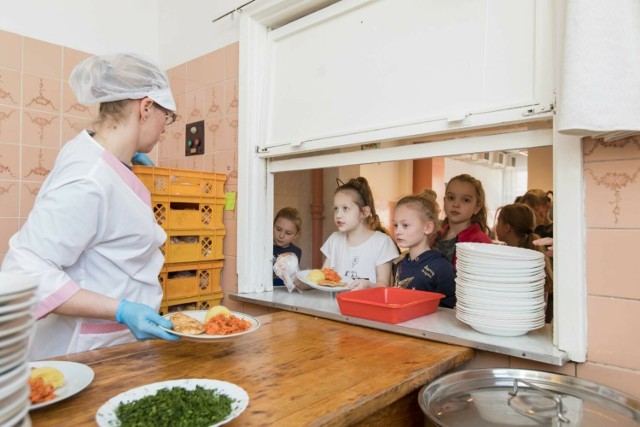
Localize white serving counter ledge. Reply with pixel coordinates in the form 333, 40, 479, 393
230, 288, 569, 366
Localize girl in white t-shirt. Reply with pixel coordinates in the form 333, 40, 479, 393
319, 177, 399, 290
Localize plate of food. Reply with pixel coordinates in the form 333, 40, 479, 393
161, 306, 260, 342
296, 269, 351, 292
96, 378, 248, 427
29, 361, 95, 410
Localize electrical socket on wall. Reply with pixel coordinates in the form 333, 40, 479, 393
185, 120, 205, 156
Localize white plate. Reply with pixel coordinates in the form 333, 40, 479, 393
0, 364, 29, 401
0, 274, 38, 297
296, 270, 350, 292
456, 243, 544, 260
0, 386, 29, 425
0, 315, 34, 339
0, 348, 28, 374
161, 310, 260, 342
0, 327, 32, 348
0, 290, 34, 305
95, 378, 249, 427
29, 361, 95, 410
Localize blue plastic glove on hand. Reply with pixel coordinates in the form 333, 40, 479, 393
116, 300, 179, 341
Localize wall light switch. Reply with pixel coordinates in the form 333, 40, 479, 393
185, 120, 205, 156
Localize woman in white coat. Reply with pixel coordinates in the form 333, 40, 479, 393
2, 53, 180, 359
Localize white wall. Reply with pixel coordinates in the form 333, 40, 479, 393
158, 0, 244, 68
0, 0, 160, 59
0, 0, 245, 69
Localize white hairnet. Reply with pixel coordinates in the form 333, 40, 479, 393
68, 53, 176, 111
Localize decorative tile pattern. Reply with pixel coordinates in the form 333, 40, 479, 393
0, 143, 19, 179
225, 78, 238, 114
0, 106, 20, 143
23, 74, 60, 112
186, 88, 205, 122
21, 145, 57, 181
584, 135, 640, 163
205, 83, 223, 118
0, 68, 20, 106
22, 111, 60, 148
584, 159, 640, 227
0, 179, 18, 217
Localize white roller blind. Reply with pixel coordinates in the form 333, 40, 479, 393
263, 0, 551, 153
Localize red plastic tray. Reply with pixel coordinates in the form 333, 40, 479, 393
337, 287, 444, 324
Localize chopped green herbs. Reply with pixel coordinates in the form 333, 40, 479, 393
115, 386, 235, 427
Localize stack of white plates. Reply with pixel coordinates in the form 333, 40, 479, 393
0, 273, 38, 427
454, 243, 546, 337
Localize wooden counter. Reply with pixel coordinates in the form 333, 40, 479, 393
29, 311, 472, 426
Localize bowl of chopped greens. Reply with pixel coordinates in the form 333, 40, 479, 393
95, 379, 248, 427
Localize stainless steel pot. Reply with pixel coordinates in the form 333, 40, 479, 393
419, 368, 640, 426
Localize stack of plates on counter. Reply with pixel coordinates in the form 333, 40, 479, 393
454, 243, 546, 337
0, 273, 38, 427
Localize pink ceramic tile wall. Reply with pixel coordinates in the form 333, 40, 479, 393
160, 42, 240, 297
0, 30, 93, 261
582, 135, 640, 396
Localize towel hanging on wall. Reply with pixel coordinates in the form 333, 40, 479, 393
557, 0, 640, 138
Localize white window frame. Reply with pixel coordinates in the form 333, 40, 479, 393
237, 0, 586, 362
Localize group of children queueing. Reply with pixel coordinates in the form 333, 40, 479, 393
272, 174, 554, 322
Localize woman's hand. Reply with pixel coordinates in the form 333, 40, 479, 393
533, 237, 554, 257
116, 300, 179, 341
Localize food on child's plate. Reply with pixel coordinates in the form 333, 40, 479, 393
321, 268, 341, 282
205, 305, 232, 323
308, 268, 346, 287
307, 269, 325, 283
170, 312, 206, 335
169, 306, 252, 336
29, 366, 65, 404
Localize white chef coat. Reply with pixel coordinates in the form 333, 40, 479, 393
321, 231, 399, 283
2, 130, 166, 360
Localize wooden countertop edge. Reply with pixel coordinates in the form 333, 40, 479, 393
298, 347, 474, 426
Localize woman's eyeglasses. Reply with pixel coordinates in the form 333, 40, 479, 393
153, 102, 178, 125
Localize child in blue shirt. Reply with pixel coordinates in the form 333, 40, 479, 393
393, 190, 456, 308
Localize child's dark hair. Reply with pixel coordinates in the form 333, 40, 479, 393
274, 207, 302, 234
499, 203, 553, 294
336, 177, 391, 236
396, 189, 441, 237
443, 174, 490, 234
520, 189, 552, 210
498, 203, 539, 249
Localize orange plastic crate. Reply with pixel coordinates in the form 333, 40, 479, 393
160, 291, 223, 315
158, 261, 223, 300
161, 230, 225, 263
337, 287, 444, 324
133, 166, 226, 198
152, 195, 225, 231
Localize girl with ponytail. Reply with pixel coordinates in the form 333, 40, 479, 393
496, 203, 554, 322
392, 190, 456, 308
318, 177, 399, 290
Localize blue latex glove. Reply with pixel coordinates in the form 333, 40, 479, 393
116, 300, 179, 341
131, 152, 154, 166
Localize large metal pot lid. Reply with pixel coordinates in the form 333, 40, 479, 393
419, 368, 640, 426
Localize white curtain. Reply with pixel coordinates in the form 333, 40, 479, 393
557, 0, 640, 138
